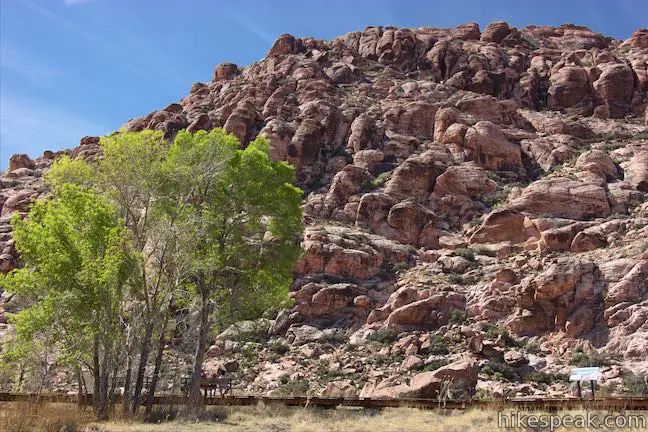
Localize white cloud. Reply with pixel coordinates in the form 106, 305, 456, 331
0, 94, 109, 169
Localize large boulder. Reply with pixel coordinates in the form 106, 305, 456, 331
433, 164, 497, 197
8, 154, 35, 173
470, 209, 539, 245
463, 121, 523, 171
592, 63, 635, 118
625, 151, 648, 192
429, 359, 478, 397
213, 62, 240, 81
384, 150, 448, 201
547, 66, 591, 112
325, 165, 372, 207
387, 201, 436, 245
511, 178, 611, 220
385, 292, 466, 331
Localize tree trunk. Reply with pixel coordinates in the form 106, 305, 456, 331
77, 367, 84, 409
36, 364, 49, 405
121, 354, 133, 416
92, 339, 100, 416
97, 368, 109, 420
96, 337, 112, 421
145, 312, 169, 418
108, 362, 119, 415
182, 289, 210, 417
130, 321, 154, 415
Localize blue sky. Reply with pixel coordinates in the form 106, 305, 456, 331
1, 0, 646, 169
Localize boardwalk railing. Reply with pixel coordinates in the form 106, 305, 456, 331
2, 393, 648, 411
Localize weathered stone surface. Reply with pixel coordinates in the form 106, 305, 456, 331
511, 178, 611, 220
213, 62, 240, 81
433, 164, 497, 197
547, 66, 591, 112
384, 150, 448, 201
3, 20, 648, 399
470, 210, 539, 245
385, 292, 466, 331
625, 151, 648, 192
463, 121, 523, 171
8, 154, 35, 172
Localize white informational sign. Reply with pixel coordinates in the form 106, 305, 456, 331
569, 367, 601, 382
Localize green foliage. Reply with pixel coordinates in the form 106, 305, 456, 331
169, 130, 303, 325
472, 245, 497, 257
421, 335, 449, 355
0, 184, 134, 386
372, 172, 392, 187
422, 358, 450, 372
447, 274, 478, 286
525, 341, 541, 354
278, 379, 310, 396
622, 374, 648, 396
569, 350, 612, 367
448, 309, 467, 325
469, 215, 484, 228
481, 189, 510, 209
524, 371, 553, 385
481, 323, 520, 348
453, 247, 475, 261
268, 340, 290, 355
480, 360, 517, 381
319, 331, 348, 345
366, 328, 399, 344
392, 261, 411, 272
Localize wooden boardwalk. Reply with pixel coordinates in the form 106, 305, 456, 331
2, 393, 648, 411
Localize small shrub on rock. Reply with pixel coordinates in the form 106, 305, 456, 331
453, 247, 475, 261
366, 328, 399, 344
569, 349, 612, 367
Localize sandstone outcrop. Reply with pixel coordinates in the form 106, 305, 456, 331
2, 20, 648, 399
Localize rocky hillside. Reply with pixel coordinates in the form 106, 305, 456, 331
1, 22, 648, 398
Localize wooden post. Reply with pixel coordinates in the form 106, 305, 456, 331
590, 380, 595, 400
576, 381, 582, 398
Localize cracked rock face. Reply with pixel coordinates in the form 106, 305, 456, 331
2, 21, 648, 398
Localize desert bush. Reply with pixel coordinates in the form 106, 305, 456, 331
480, 360, 517, 381
447, 274, 478, 286
366, 328, 399, 344
469, 215, 484, 228
481, 323, 521, 348
453, 247, 475, 261
319, 331, 348, 345
623, 373, 648, 396
525, 341, 541, 354
448, 308, 467, 325
421, 335, 449, 355
524, 371, 553, 385
392, 261, 411, 272
268, 340, 290, 355
422, 358, 450, 372
278, 379, 310, 396
472, 245, 497, 257
569, 349, 612, 367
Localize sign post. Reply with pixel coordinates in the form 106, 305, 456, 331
569, 367, 600, 399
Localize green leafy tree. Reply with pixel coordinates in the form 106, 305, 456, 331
46, 131, 181, 415
168, 129, 302, 415
0, 184, 134, 420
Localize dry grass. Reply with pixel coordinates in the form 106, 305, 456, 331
0, 402, 96, 432
95, 405, 647, 432
2, 402, 646, 432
